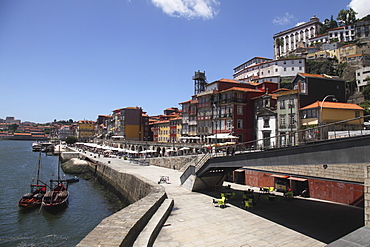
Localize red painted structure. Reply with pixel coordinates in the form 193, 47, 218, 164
234, 169, 364, 207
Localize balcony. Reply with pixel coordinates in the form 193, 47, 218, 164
214, 98, 247, 104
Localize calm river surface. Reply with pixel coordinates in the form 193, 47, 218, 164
0, 140, 125, 247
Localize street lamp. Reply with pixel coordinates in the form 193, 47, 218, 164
288, 98, 296, 146
213, 103, 218, 145
320, 95, 337, 139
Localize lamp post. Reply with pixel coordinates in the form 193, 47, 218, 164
213, 103, 218, 145
288, 98, 296, 146
320, 95, 336, 140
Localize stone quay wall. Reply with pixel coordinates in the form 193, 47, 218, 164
77, 160, 167, 247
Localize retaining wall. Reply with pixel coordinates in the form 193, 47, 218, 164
146, 155, 198, 170
77, 160, 167, 247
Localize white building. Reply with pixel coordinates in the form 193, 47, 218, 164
273, 15, 322, 59
356, 66, 370, 92
233, 57, 305, 83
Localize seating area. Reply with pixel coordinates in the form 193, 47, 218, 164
212, 186, 294, 210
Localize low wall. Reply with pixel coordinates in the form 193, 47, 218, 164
147, 155, 198, 170
77, 160, 167, 246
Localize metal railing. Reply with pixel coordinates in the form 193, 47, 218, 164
213, 115, 370, 156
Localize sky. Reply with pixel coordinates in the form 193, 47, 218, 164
0, 0, 369, 123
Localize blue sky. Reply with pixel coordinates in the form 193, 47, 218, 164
0, 0, 369, 123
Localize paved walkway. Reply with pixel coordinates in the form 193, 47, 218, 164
82, 152, 364, 247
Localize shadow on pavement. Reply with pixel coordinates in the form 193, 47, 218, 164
203, 188, 364, 244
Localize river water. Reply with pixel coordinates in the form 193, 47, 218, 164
0, 140, 126, 247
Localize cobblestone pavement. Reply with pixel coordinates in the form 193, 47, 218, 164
86, 153, 364, 247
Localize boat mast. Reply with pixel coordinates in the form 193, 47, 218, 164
36, 152, 41, 186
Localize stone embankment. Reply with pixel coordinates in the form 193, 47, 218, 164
60, 150, 176, 246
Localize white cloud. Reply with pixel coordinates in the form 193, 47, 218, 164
348, 0, 370, 19
273, 12, 294, 25
151, 0, 220, 20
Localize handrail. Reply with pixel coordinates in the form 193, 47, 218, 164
180, 153, 212, 185
211, 115, 370, 156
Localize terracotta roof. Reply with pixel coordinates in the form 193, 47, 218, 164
14, 133, 31, 136
179, 99, 191, 104
272, 88, 290, 93
298, 73, 325, 78
341, 44, 356, 48
218, 78, 241, 83
221, 87, 263, 93
346, 53, 369, 58
310, 33, 328, 39
328, 26, 344, 31
300, 101, 364, 110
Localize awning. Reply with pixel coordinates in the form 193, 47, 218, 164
206, 133, 239, 139
271, 174, 289, 178
288, 177, 308, 182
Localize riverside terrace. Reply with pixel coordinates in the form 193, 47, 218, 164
72, 148, 367, 246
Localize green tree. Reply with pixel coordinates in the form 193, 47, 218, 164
275, 38, 284, 58
8, 124, 19, 133
65, 136, 77, 144
337, 8, 357, 26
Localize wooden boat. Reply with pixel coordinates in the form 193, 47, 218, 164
41, 145, 69, 210
18, 152, 47, 208
18, 183, 47, 208
41, 180, 69, 209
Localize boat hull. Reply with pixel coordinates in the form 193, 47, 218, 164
42, 183, 69, 210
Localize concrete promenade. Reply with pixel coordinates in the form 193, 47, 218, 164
82, 151, 364, 247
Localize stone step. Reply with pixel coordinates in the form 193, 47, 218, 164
133, 198, 174, 247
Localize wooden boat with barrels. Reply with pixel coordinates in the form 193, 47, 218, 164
18, 183, 47, 208
41, 180, 69, 209
41, 144, 69, 210
18, 152, 48, 208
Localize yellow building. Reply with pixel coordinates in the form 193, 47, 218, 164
300, 101, 364, 127
155, 120, 170, 143
77, 120, 96, 141
335, 44, 359, 63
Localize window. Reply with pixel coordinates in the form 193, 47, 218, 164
279, 115, 286, 128
355, 111, 360, 118
263, 117, 270, 128
292, 67, 294, 71
237, 93, 242, 101
237, 106, 243, 115
284, 68, 287, 71
280, 99, 285, 109
237, 119, 243, 129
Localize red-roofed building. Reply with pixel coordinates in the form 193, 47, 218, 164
276, 72, 346, 146
300, 101, 364, 127
179, 79, 278, 144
